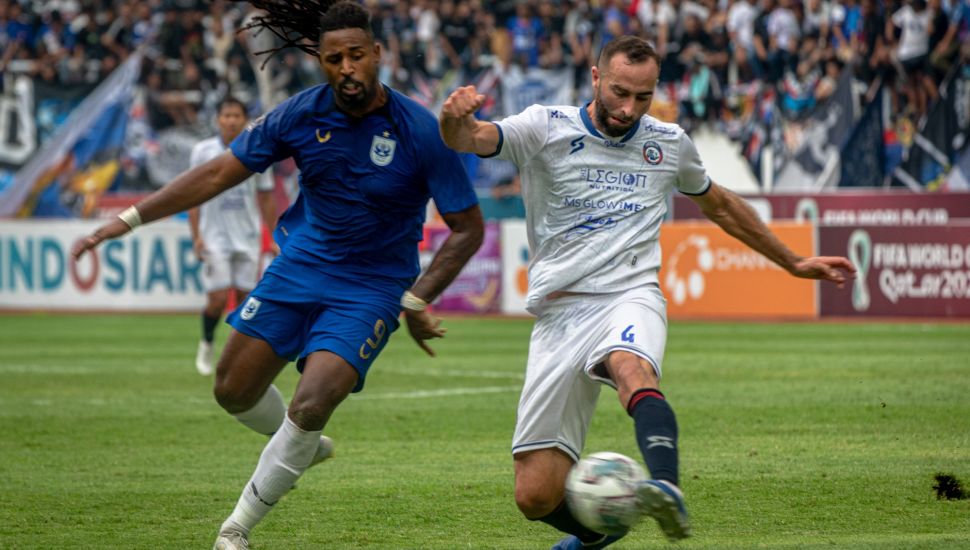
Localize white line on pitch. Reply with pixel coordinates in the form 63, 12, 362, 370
356, 385, 521, 400
378, 367, 524, 380
0, 364, 98, 374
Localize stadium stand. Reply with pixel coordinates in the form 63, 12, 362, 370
1, 0, 968, 215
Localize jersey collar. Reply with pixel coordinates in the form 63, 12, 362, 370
580, 102, 640, 143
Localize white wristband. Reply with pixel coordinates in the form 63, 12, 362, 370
118, 205, 142, 229
401, 290, 428, 312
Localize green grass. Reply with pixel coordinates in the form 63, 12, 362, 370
0, 314, 968, 549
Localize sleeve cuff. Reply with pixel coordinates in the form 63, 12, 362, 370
477, 122, 504, 159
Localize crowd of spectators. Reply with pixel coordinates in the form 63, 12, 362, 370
2, 0, 968, 133
1, 0, 280, 129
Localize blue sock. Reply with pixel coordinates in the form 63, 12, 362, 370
628, 388, 679, 486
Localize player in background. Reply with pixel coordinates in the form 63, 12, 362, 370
72, 2, 484, 549
440, 35, 855, 549
188, 97, 279, 376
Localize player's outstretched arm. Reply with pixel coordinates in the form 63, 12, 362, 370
71, 152, 254, 260
439, 85, 500, 156
690, 182, 856, 288
402, 204, 485, 356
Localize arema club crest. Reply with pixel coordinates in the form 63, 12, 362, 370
642, 141, 663, 165
370, 135, 396, 166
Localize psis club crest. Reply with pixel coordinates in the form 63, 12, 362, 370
642, 141, 663, 165
240, 297, 262, 321
370, 134, 396, 166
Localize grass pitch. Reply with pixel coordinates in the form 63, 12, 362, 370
0, 314, 968, 549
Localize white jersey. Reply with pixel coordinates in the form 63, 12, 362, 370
190, 136, 274, 254
493, 104, 710, 311
891, 5, 932, 61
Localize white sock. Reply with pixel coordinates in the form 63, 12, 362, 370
221, 415, 321, 535
232, 385, 285, 435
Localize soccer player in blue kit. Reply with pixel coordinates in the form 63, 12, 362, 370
71, 2, 484, 548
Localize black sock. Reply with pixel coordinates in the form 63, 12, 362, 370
202, 313, 220, 343
535, 499, 606, 544
628, 388, 679, 486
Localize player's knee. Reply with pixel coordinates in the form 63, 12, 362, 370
287, 400, 335, 432
213, 385, 248, 414
514, 480, 560, 519
212, 372, 261, 414
288, 385, 349, 431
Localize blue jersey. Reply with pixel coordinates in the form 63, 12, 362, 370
230, 84, 477, 280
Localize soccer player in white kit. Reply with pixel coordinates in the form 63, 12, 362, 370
189, 97, 278, 376
441, 36, 855, 549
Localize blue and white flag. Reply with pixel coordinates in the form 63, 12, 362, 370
0, 51, 142, 217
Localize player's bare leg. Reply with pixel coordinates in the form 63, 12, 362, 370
515, 449, 624, 549
606, 351, 690, 541
214, 350, 355, 549
213, 330, 333, 463
213, 330, 289, 427
515, 448, 571, 519
197, 288, 230, 375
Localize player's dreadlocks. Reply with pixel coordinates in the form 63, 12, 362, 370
231, 0, 373, 61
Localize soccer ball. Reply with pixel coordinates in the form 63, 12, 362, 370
565, 452, 647, 535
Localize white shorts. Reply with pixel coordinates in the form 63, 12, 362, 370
511, 285, 668, 462
201, 248, 260, 292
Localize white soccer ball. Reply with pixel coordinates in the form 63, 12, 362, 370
565, 452, 647, 535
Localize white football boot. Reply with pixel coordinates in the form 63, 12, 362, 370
213, 530, 248, 550
196, 340, 214, 376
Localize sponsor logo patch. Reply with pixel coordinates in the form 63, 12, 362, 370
569, 135, 585, 155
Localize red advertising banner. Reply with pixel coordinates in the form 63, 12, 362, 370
671, 192, 970, 225
819, 223, 970, 317
423, 221, 502, 313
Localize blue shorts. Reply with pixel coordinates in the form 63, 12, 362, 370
226, 254, 410, 392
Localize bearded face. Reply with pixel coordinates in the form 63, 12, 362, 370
319, 28, 382, 114
589, 55, 659, 137
593, 84, 640, 137
334, 73, 374, 111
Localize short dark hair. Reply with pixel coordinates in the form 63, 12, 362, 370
597, 36, 662, 70
320, 1, 373, 39
217, 96, 247, 116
